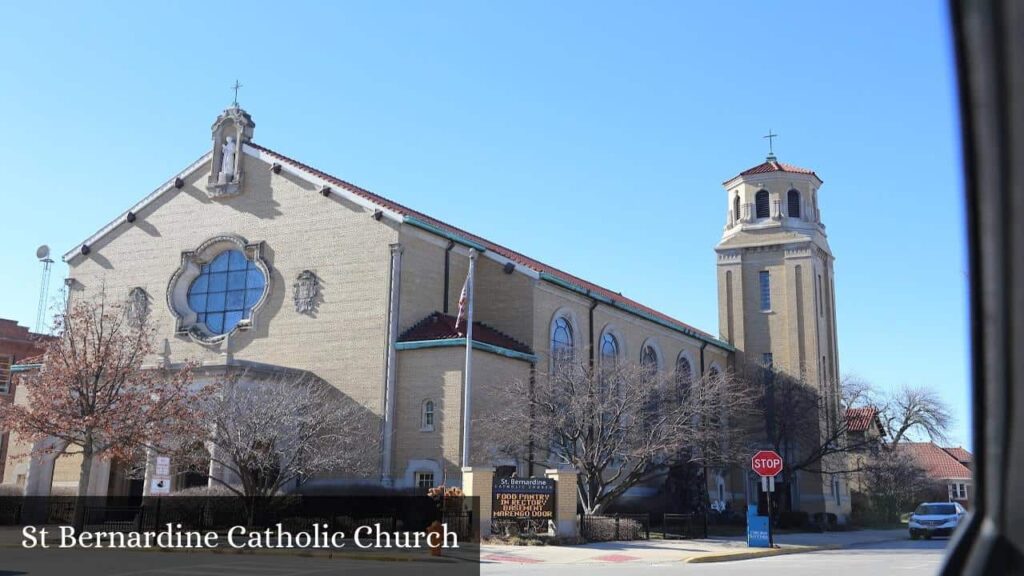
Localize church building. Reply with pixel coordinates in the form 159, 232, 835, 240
1, 106, 849, 521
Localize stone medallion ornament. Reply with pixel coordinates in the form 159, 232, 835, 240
126, 287, 150, 328
293, 270, 319, 314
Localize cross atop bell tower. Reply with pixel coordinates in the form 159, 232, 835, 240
763, 130, 778, 161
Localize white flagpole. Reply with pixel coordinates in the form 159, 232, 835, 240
461, 249, 477, 469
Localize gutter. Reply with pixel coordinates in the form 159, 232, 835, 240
404, 216, 487, 252
395, 338, 538, 363
538, 272, 734, 352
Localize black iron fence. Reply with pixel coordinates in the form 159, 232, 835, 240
579, 512, 707, 542
661, 513, 705, 539
579, 513, 651, 541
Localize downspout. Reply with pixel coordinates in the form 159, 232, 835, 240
381, 243, 403, 486
699, 340, 709, 537
588, 298, 599, 368
443, 240, 455, 314
699, 341, 708, 375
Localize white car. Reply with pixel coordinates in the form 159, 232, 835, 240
908, 502, 967, 539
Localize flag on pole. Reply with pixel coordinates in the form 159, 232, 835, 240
460, 249, 477, 469
455, 274, 469, 332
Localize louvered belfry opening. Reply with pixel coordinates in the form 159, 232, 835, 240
755, 189, 770, 219
788, 189, 801, 218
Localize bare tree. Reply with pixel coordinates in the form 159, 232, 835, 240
756, 367, 870, 477
863, 447, 940, 523
193, 372, 375, 516
477, 355, 757, 514
0, 291, 203, 527
881, 384, 954, 446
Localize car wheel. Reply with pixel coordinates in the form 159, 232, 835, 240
911, 533, 919, 540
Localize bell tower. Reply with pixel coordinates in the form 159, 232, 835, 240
715, 153, 840, 420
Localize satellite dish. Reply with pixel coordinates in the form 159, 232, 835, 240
36, 245, 50, 260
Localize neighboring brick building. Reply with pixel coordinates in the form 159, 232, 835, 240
899, 442, 973, 508
2, 104, 847, 520
0, 319, 48, 482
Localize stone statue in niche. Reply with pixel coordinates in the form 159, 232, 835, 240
126, 287, 150, 328
293, 270, 319, 315
219, 136, 237, 183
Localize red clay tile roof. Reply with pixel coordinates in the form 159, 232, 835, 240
399, 312, 533, 355
845, 407, 885, 435
943, 446, 973, 465
248, 143, 725, 347
724, 159, 819, 184
899, 442, 972, 480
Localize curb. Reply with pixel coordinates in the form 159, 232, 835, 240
685, 544, 832, 563
685, 534, 908, 564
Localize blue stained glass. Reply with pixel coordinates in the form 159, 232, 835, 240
245, 288, 262, 307
208, 272, 228, 292
210, 252, 230, 272
188, 293, 207, 311
225, 290, 245, 310
190, 274, 208, 293
223, 311, 244, 331
228, 250, 248, 271
206, 313, 224, 334
186, 249, 267, 335
227, 270, 247, 290
247, 268, 265, 288
206, 291, 226, 310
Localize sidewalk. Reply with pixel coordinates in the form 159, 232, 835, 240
480, 528, 908, 564
0, 525, 908, 564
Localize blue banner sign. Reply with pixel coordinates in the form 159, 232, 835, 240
747, 505, 771, 548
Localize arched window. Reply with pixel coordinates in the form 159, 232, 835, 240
675, 355, 693, 400
788, 189, 801, 218
733, 194, 741, 224
421, 400, 435, 431
600, 333, 619, 366
599, 332, 620, 399
755, 189, 770, 219
641, 344, 659, 375
551, 316, 574, 373
187, 249, 267, 335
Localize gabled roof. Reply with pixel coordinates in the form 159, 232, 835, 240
399, 312, 533, 355
248, 144, 731, 350
845, 407, 886, 436
899, 442, 972, 480
724, 158, 820, 185
65, 140, 732, 351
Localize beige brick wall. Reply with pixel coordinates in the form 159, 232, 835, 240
397, 231, 535, 346
66, 152, 399, 480
393, 347, 531, 486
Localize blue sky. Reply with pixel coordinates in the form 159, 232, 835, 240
0, 2, 969, 445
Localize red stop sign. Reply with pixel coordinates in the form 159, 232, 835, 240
751, 450, 783, 477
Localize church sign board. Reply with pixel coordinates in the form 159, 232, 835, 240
492, 477, 555, 520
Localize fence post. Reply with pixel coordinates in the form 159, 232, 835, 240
545, 468, 578, 538
461, 466, 494, 540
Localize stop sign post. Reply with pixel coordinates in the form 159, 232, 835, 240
750, 450, 783, 548
751, 450, 783, 478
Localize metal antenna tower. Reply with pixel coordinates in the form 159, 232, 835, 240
35, 245, 53, 333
